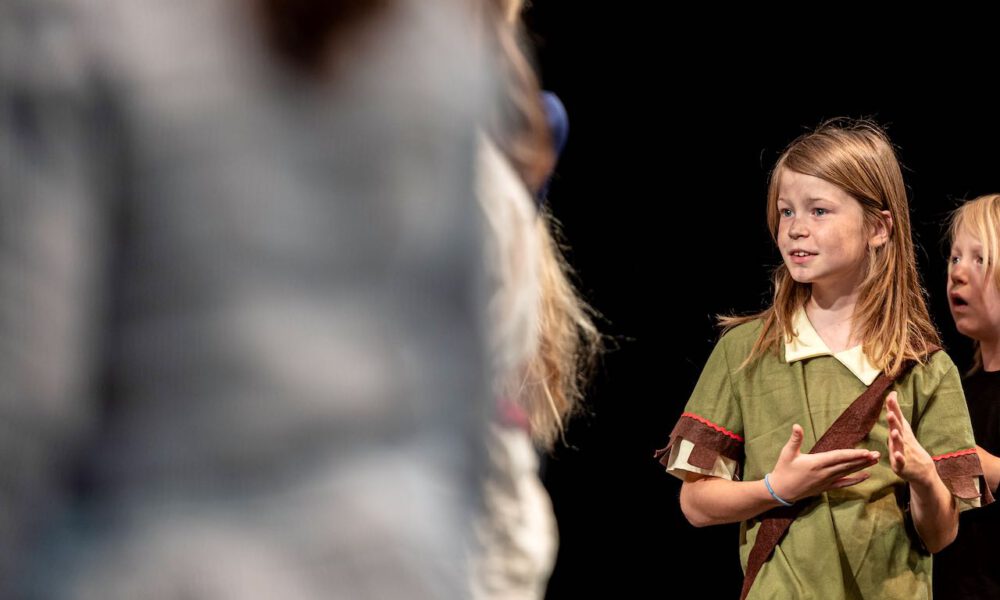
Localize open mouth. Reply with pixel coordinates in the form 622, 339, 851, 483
951, 296, 969, 307
788, 250, 815, 264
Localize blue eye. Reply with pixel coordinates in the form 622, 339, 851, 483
814, 208, 829, 216
780, 208, 793, 217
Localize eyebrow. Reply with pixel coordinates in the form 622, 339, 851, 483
776, 196, 836, 205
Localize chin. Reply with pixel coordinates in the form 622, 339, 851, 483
954, 322, 978, 339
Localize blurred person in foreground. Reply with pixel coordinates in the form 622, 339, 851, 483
0, 0, 492, 597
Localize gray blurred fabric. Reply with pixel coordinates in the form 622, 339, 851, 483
0, 0, 491, 597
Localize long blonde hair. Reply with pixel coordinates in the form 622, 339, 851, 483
480, 0, 600, 450
521, 213, 601, 450
948, 193, 1000, 374
721, 119, 940, 375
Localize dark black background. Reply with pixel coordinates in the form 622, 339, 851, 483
522, 6, 1000, 598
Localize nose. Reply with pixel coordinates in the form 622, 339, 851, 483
787, 216, 808, 239
949, 260, 968, 286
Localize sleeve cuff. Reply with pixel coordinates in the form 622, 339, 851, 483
654, 412, 743, 481
661, 437, 740, 481
934, 449, 995, 510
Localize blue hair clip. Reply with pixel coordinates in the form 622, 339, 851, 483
537, 90, 568, 206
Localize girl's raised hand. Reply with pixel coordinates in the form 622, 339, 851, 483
885, 391, 935, 484
768, 424, 880, 503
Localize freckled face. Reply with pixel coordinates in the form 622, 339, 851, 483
775, 169, 871, 291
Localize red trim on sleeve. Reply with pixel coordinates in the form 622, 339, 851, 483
681, 412, 744, 443
932, 448, 977, 461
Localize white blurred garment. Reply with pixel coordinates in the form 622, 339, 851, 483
470, 136, 558, 600
477, 136, 541, 385
472, 423, 559, 600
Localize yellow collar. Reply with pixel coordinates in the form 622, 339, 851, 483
784, 307, 881, 386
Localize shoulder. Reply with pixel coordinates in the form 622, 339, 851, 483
915, 349, 959, 380
716, 318, 765, 357
692, 318, 769, 379
904, 350, 961, 399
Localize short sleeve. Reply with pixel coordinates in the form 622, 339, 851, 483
655, 333, 745, 481
913, 353, 993, 510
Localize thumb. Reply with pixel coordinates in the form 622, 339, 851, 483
781, 424, 804, 458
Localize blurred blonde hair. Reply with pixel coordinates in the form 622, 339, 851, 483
721, 118, 940, 375
478, 0, 600, 449
521, 212, 600, 450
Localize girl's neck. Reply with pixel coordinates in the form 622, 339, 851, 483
980, 338, 1000, 372
805, 286, 862, 354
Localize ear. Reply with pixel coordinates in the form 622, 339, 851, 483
870, 210, 893, 248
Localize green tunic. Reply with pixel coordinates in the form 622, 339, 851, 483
679, 320, 979, 600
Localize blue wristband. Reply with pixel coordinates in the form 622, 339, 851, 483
764, 473, 794, 507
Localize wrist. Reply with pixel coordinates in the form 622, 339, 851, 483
907, 462, 941, 491
764, 472, 795, 507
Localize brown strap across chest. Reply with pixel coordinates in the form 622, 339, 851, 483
739, 355, 923, 600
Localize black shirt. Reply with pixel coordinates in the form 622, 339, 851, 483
934, 369, 1000, 600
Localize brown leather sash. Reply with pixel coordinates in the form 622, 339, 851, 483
739, 356, 923, 600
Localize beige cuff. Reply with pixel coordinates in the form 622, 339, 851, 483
956, 478, 982, 512
663, 438, 740, 482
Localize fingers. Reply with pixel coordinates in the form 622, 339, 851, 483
822, 454, 880, 479
886, 391, 913, 435
830, 473, 871, 490
886, 393, 901, 433
813, 448, 880, 468
781, 424, 804, 459
829, 472, 871, 489
789, 424, 804, 452
887, 418, 898, 454
889, 428, 906, 472
885, 391, 915, 476
886, 407, 899, 431
886, 409, 912, 470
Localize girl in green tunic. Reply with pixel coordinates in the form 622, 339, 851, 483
658, 119, 990, 600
